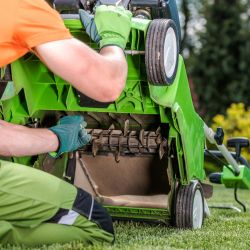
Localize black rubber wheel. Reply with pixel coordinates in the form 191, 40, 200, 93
175, 181, 204, 229
145, 19, 179, 85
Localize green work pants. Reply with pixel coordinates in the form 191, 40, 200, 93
0, 160, 114, 246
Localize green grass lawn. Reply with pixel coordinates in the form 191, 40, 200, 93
2, 185, 250, 250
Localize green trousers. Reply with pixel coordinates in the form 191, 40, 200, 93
0, 160, 114, 246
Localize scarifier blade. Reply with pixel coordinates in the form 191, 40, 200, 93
81, 129, 168, 161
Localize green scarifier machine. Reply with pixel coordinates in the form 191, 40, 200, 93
0, 0, 249, 229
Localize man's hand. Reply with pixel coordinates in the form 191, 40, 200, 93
49, 116, 91, 158
79, 5, 132, 49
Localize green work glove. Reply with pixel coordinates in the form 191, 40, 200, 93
48, 116, 91, 158
79, 5, 132, 49
79, 9, 101, 43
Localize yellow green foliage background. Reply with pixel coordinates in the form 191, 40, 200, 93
212, 103, 250, 162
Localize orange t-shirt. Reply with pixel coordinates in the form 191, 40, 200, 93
0, 0, 73, 67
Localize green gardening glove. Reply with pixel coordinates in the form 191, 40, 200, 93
48, 116, 91, 158
79, 5, 132, 49
79, 9, 101, 43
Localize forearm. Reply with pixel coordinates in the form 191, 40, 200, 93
99, 45, 127, 84
99, 46, 127, 71
74, 43, 127, 101
0, 120, 59, 157
94, 45, 128, 100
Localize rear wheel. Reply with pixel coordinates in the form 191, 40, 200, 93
145, 19, 179, 85
175, 181, 204, 229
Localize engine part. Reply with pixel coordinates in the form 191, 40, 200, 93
53, 0, 82, 12
133, 9, 151, 19
52, 0, 181, 43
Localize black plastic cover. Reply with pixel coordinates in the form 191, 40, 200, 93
209, 172, 222, 184
75, 89, 112, 108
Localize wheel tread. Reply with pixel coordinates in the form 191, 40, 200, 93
145, 19, 179, 86
175, 182, 204, 229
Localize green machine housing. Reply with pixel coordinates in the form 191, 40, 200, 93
1, 11, 208, 229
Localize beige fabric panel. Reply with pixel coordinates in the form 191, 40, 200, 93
74, 153, 170, 209
102, 194, 168, 209
74, 153, 170, 196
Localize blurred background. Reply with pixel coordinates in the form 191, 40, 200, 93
177, 0, 250, 164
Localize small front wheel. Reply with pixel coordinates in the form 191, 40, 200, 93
175, 181, 204, 229
145, 19, 179, 85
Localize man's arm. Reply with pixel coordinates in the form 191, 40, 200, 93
14, 1, 131, 102
0, 116, 90, 157
35, 39, 127, 102
0, 120, 59, 157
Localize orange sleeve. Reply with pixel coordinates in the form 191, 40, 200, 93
15, 0, 73, 50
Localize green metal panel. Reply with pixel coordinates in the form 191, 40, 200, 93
4, 19, 156, 119
169, 127, 187, 183
105, 206, 169, 222
149, 57, 206, 182
8, 58, 159, 116
222, 165, 250, 189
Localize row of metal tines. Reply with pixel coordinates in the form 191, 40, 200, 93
82, 126, 167, 162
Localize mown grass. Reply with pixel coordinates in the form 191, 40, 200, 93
2, 185, 250, 250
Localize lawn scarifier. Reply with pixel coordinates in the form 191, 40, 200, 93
1, 0, 249, 230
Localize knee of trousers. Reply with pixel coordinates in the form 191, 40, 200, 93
47, 188, 114, 237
